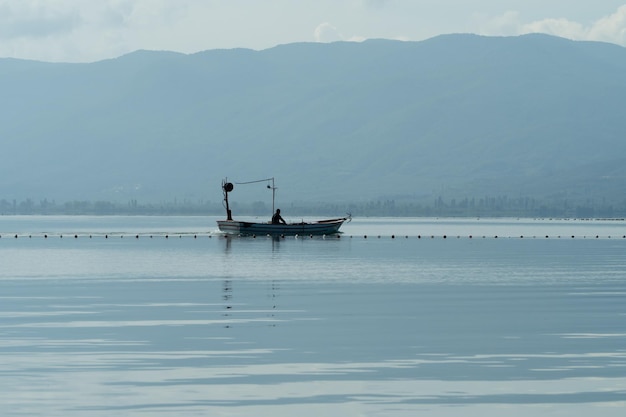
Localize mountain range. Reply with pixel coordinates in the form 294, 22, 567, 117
2, 33, 626, 213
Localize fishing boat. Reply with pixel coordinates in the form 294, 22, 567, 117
216, 177, 350, 236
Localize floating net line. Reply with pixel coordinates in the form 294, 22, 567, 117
2, 232, 626, 240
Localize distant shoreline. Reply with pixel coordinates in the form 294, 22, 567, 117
2, 197, 626, 219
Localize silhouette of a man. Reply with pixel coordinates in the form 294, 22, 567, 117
272, 208, 286, 224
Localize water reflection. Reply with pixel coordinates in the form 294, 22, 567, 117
222, 279, 232, 328
267, 280, 278, 326
2, 218, 626, 416
271, 235, 281, 251
222, 234, 232, 254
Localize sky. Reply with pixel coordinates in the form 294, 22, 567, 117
1, 0, 626, 63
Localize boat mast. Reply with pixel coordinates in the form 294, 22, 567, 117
269, 177, 276, 214
222, 179, 234, 220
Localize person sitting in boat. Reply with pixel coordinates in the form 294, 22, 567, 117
272, 209, 287, 225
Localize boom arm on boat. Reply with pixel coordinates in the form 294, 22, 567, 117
222, 177, 277, 221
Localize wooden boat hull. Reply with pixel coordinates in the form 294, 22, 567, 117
217, 217, 347, 236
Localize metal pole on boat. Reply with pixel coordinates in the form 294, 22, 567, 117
270, 177, 276, 215
222, 179, 234, 221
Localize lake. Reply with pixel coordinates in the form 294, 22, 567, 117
1, 216, 625, 416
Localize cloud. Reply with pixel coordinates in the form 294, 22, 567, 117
0, 0, 194, 62
313, 22, 370, 44
314, 22, 344, 43
0, 0, 80, 39
481, 5, 626, 46
521, 18, 586, 40
586, 5, 626, 44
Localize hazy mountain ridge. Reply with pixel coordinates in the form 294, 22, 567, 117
2, 34, 626, 211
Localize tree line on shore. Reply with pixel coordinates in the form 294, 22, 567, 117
2, 196, 626, 219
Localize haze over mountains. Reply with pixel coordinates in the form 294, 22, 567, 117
2, 34, 626, 213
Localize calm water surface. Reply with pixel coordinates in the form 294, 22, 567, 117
1, 216, 625, 416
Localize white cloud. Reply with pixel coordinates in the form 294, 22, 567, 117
0, 0, 80, 39
521, 18, 586, 40
0, 0, 197, 62
481, 5, 626, 46
586, 4, 626, 44
2, 1, 626, 63
314, 22, 344, 43
313, 23, 374, 44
